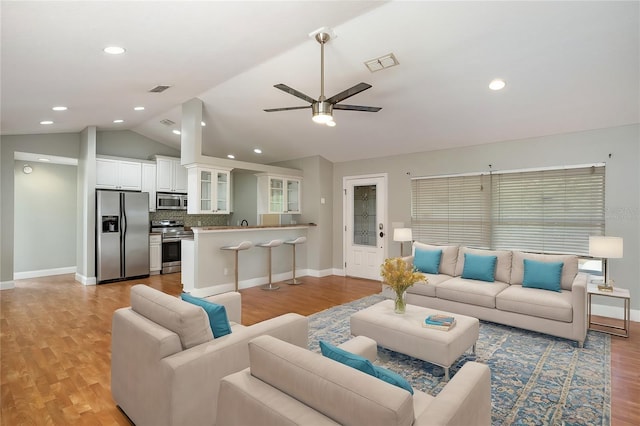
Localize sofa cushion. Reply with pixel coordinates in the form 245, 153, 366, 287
436, 277, 509, 308
249, 335, 415, 426
461, 253, 497, 282
413, 242, 459, 276
455, 247, 513, 283
522, 259, 563, 292
414, 248, 442, 274
181, 292, 232, 338
129, 284, 213, 350
511, 251, 578, 291
320, 341, 413, 395
496, 286, 573, 322
405, 273, 453, 297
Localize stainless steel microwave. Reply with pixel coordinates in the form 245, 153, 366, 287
156, 192, 188, 210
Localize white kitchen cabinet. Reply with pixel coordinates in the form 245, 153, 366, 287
149, 234, 162, 274
257, 174, 302, 214
96, 158, 142, 191
141, 163, 157, 212
186, 165, 231, 214
155, 156, 187, 193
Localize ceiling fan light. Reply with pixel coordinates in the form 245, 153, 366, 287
326, 119, 336, 127
312, 113, 333, 124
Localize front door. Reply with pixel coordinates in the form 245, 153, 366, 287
344, 174, 388, 280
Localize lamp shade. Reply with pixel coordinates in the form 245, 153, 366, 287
589, 236, 623, 258
393, 228, 413, 242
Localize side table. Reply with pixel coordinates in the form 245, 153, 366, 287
587, 283, 630, 337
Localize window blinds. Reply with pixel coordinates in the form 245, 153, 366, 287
411, 165, 605, 255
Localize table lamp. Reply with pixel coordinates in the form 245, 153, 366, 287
589, 236, 623, 292
393, 228, 413, 257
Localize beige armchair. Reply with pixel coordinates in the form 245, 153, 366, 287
111, 285, 308, 426
216, 335, 491, 426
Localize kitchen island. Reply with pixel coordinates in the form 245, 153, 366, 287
182, 224, 312, 296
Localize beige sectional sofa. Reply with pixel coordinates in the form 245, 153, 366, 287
216, 335, 492, 426
111, 285, 308, 426
383, 243, 588, 347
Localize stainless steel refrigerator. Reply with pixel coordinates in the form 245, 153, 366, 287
96, 190, 150, 283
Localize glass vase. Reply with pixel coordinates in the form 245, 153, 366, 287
394, 290, 407, 314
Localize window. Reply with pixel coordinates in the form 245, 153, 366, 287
411, 164, 605, 255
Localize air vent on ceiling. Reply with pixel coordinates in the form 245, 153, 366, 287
364, 53, 399, 73
160, 119, 175, 126
149, 85, 172, 93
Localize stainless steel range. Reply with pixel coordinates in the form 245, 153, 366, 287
150, 220, 194, 274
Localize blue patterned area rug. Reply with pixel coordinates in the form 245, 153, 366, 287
308, 294, 611, 426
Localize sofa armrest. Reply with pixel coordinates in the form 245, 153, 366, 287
570, 272, 588, 346
205, 291, 241, 324
415, 361, 491, 426
158, 313, 308, 425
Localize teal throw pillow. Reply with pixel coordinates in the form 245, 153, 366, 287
414, 248, 443, 274
319, 341, 413, 394
461, 253, 497, 282
181, 293, 232, 338
522, 259, 563, 292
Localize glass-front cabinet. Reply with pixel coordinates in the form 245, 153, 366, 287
186, 165, 231, 214
258, 174, 302, 214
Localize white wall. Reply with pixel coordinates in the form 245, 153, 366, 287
332, 124, 640, 315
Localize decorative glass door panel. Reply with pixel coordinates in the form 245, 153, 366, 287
270, 178, 284, 213
287, 179, 300, 213
353, 185, 377, 246
216, 171, 228, 212
200, 170, 212, 211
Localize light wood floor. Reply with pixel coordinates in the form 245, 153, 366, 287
1, 273, 638, 425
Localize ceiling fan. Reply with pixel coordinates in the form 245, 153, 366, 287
264, 30, 381, 127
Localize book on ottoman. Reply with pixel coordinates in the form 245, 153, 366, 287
423, 314, 456, 331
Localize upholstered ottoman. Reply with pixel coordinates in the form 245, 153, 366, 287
350, 300, 479, 380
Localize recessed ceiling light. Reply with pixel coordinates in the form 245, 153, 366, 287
40, 120, 53, 125
253, 148, 262, 154
201, 121, 206, 126
134, 106, 145, 111
38, 158, 50, 162
172, 130, 181, 135
227, 154, 235, 159
104, 46, 126, 55
489, 79, 506, 91
113, 119, 124, 123
52, 106, 67, 111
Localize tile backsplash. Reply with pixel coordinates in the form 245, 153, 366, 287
150, 210, 229, 227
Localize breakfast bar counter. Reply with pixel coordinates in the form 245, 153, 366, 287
182, 224, 312, 296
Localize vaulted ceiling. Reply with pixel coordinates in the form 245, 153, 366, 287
2, 1, 638, 164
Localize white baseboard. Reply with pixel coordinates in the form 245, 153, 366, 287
75, 273, 97, 286
14, 266, 76, 280
0, 280, 15, 290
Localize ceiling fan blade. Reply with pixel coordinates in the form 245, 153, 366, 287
263, 106, 312, 112
326, 82, 372, 104
333, 104, 382, 112
274, 84, 316, 104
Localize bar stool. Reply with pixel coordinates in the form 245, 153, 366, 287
284, 236, 306, 285
257, 239, 283, 291
220, 241, 253, 291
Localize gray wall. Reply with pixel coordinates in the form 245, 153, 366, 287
0, 133, 80, 285
230, 171, 258, 226
14, 161, 77, 273
274, 155, 334, 273
333, 124, 640, 312
0, 130, 179, 285
97, 130, 179, 159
